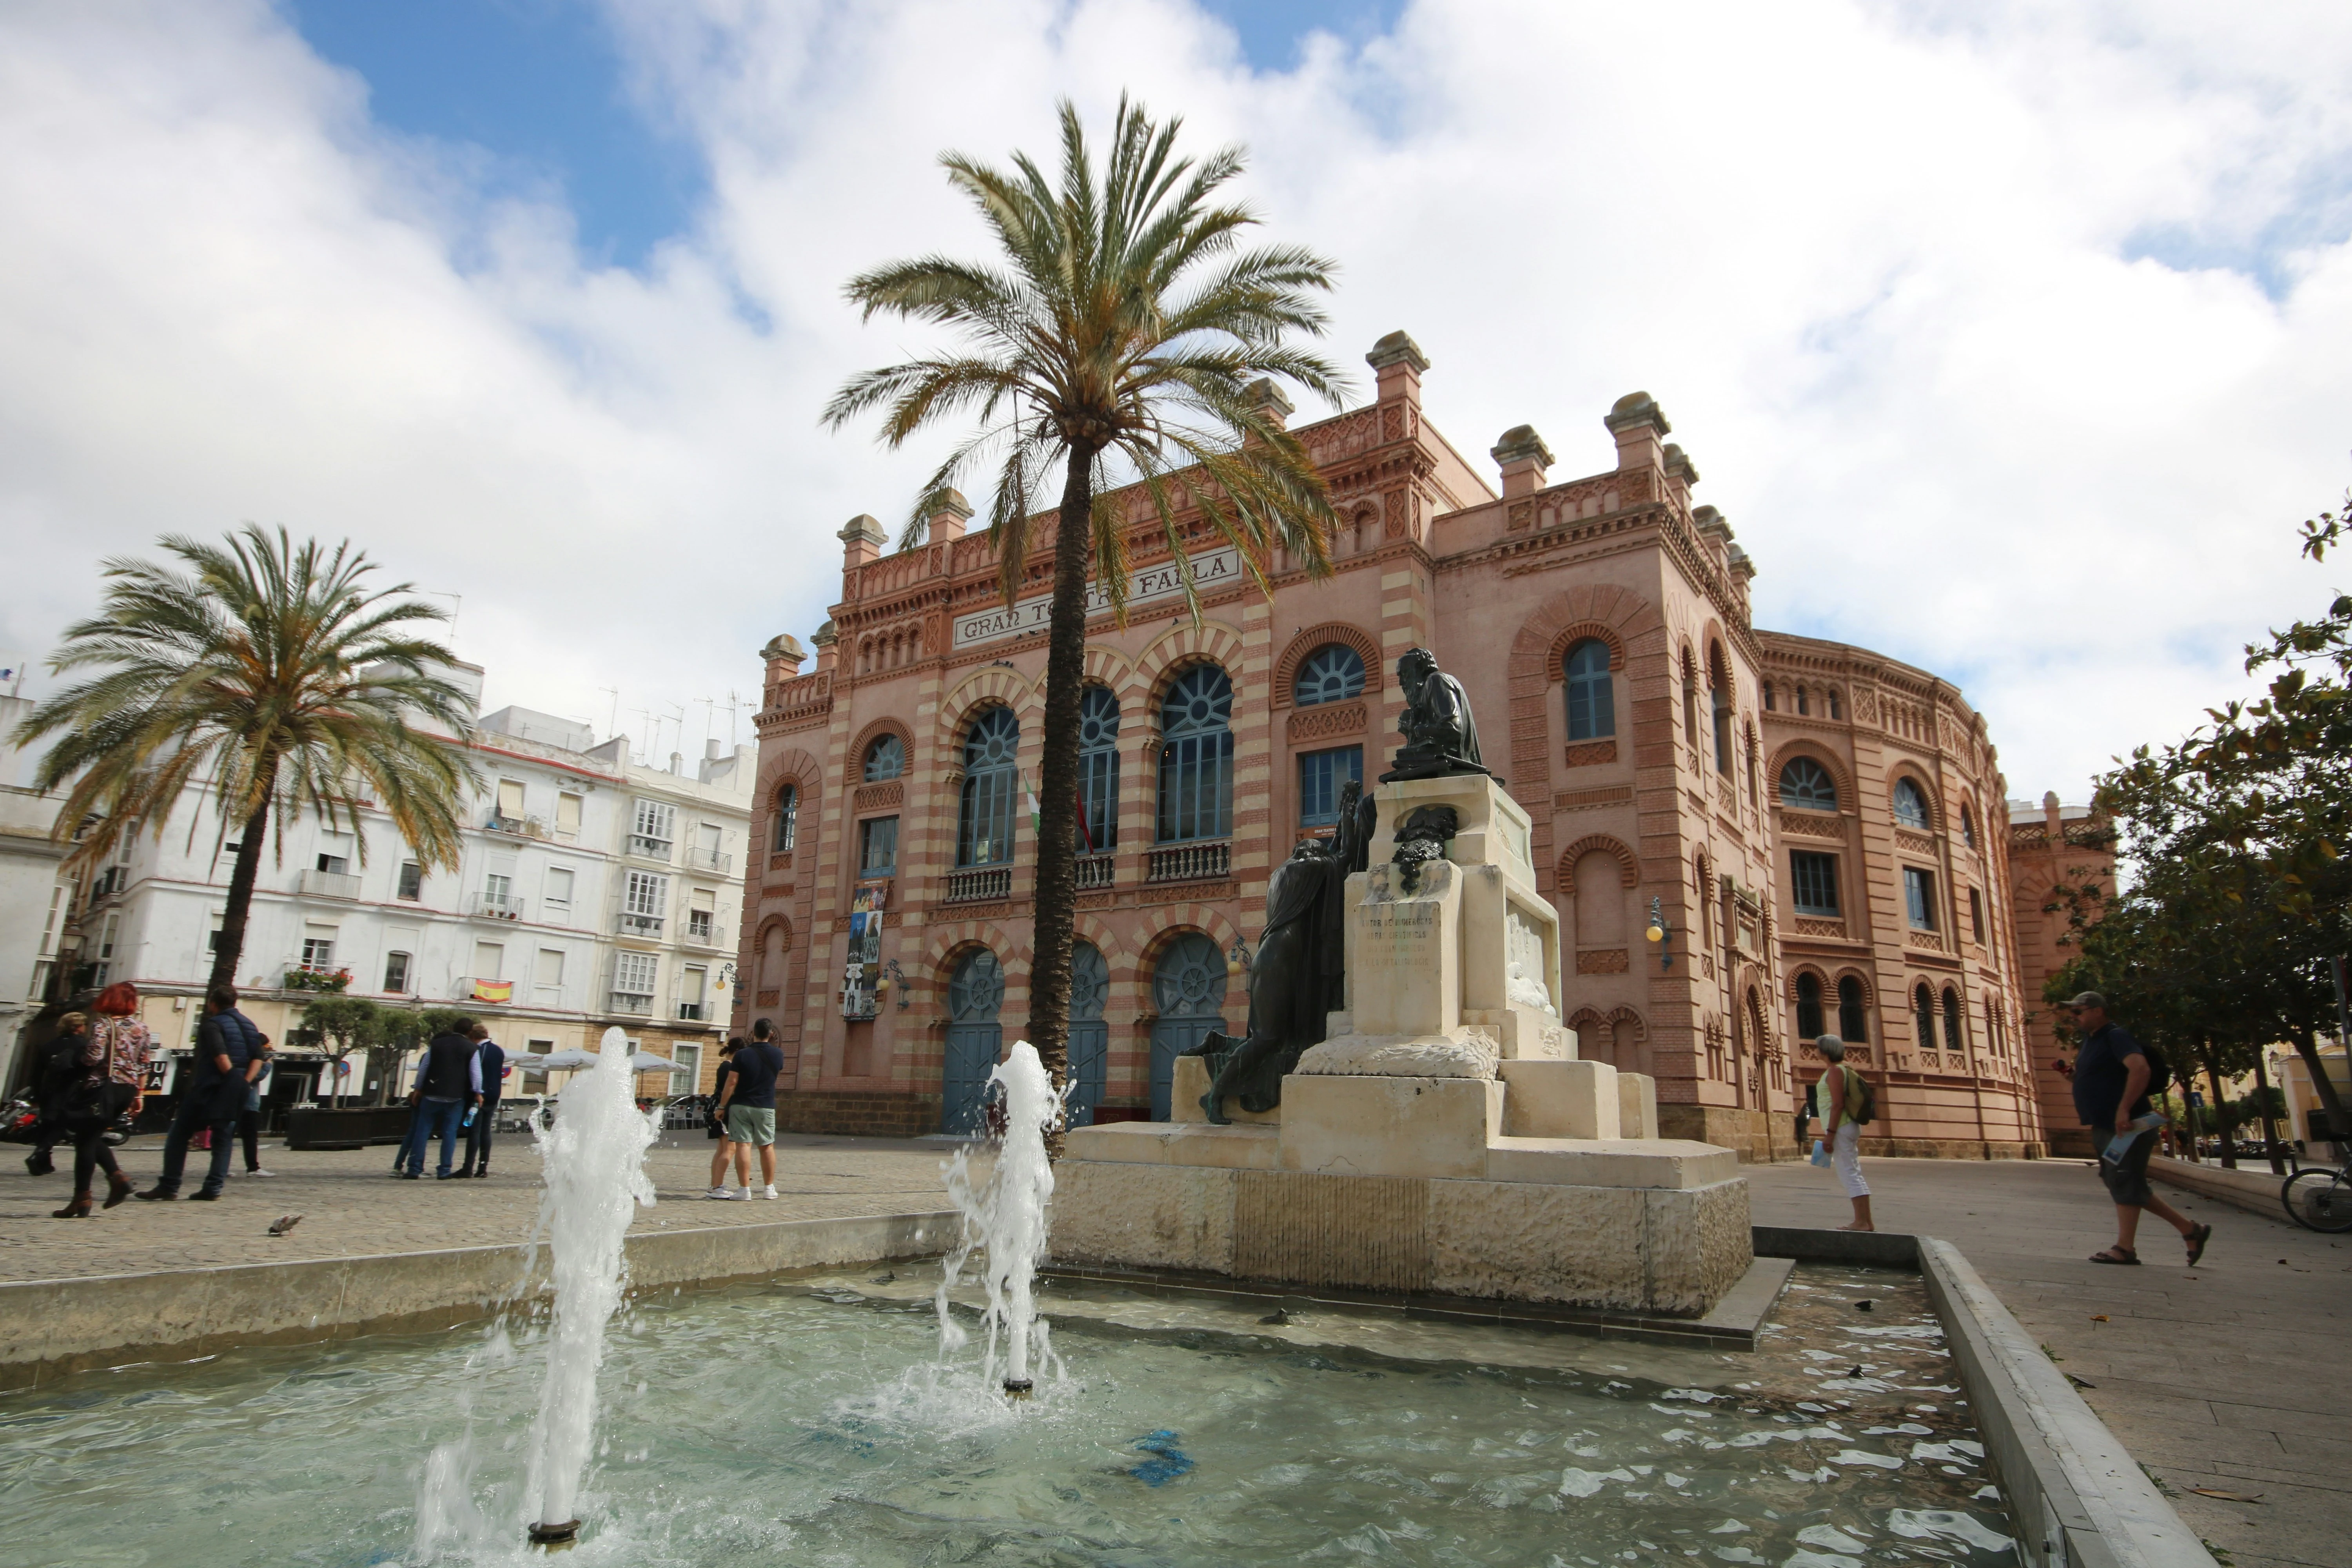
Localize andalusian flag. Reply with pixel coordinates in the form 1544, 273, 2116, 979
471, 978, 514, 1004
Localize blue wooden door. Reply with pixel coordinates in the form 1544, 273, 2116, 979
1149, 933, 1228, 1120
941, 949, 1004, 1135
1066, 942, 1109, 1127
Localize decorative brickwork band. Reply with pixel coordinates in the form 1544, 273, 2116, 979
1562, 740, 1617, 768
1575, 948, 1632, 974
1288, 701, 1367, 743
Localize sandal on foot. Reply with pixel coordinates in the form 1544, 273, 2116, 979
2184, 1222, 2212, 1266
2089, 1246, 2140, 1265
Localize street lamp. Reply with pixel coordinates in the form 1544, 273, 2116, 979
1646, 897, 1673, 971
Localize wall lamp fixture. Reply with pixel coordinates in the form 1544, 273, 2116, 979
1646, 897, 1674, 971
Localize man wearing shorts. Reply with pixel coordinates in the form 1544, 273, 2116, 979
711, 1019, 784, 1200
2072, 993, 2210, 1266
1815, 1034, 1873, 1232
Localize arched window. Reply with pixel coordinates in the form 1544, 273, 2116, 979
1779, 757, 1838, 811
955, 708, 1018, 866
1960, 802, 1976, 849
1826, 688, 1842, 720
1710, 664, 1734, 773
1837, 976, 1868, 1042
1078, 685, 1119, 854
1682, 653, 1700, 749
1893, 778, 1930, 829
1795, 972, 1824, 1040
1294, 644, 1365, 707
1564, 639, 1614, 740
1762, 681, 1776, 711
1157, 665, 1234, 843
1744, 724, 1760, 807
1942, 985, 1965, 1053
1914, 983, 1936, 1047
1796, 686, 1809, 717
769, 783, 797, 852
863, 734, 905, 782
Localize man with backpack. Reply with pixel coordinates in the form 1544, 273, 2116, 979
1814, 1034, 1875, 1232
2071, 993, 2212, 1266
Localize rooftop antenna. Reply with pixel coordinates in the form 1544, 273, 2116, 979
599, 686, 620, 742
423, 591, 463, 646
630, 707, 655, 767
720, 689, 743, 747
695, 696, 717, 757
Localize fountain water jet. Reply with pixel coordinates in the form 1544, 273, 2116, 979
520, 1025, 657, 1547
934, 1040, 1060, 1399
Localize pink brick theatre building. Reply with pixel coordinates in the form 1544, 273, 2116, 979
736, 332, 2048, 1159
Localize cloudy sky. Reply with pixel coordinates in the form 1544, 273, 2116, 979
2, 0, 2348, 797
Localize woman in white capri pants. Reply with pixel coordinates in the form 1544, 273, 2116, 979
1817, 1034, 1873, 1232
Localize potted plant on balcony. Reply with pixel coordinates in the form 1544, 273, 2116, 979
283, 965, 352, 993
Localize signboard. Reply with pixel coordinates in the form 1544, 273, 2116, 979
951, 546, 1243, 650
842, 883, 887, 1020
142, 1054, 177, 1096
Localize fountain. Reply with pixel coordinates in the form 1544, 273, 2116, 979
933, 1039, 1060, 1399
519, 1024, 659, 1547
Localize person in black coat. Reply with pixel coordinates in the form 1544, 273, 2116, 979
25, 1013, 89, 1177
456, 1024, 505, 1178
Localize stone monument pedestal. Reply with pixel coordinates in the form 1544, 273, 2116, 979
1052, 773, 1750, 1316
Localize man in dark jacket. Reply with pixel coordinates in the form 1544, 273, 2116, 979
25, 1017, 87, 1176
2073, 993, 2211, 1266
456, 1023, 504, 1178
396, 1019, 483, 1180
140, 985, 259, 1201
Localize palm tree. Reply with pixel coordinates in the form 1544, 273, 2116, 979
14, 525, 477, 993
825, 96, 1348, 1112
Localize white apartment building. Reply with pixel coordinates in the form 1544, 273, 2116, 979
45, 663, 751, 1104
0, 693, 73, 1065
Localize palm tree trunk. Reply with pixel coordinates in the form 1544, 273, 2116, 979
1026, 448, 1098, 1143
208, 770, 276, 995
2201, 1048, 2234, 1168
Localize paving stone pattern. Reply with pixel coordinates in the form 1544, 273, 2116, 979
0, 1132, 958, 1284
1749, 1155, 2352, 1568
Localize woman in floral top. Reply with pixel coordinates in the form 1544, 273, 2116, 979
54, 982, 152, 1218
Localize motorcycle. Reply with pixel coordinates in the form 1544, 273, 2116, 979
0, 1093, 131, 1149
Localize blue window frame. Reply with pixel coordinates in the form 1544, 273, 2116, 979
1157, 665, 1234, 843
1298, 745, 1363, 828
1893, 778, 1930, 829
1779, 757, 1837, 811
863, 734, 904, 782
1904, 866, 1936, 929
1790, 851, 1840, 917
1564, 639, 1614, 740
1294, 644, 1365, 707
1078, 685, 1119, 853
956, 707, 1018, 866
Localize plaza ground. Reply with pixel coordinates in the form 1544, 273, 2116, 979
2, 1140, 2343, 1568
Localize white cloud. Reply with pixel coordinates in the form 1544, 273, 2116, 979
2, 0, 2348, 794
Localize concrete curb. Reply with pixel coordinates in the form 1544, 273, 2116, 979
1919, 1237, 2216, 1568
0, 1209, 957, 1390
2145, 1155, 2287, 1223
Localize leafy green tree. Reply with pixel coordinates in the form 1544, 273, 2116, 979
295, 995, 381, 1108
11, 526, 476, 993
826, 96, 1346, 1108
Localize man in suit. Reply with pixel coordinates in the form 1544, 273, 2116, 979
456, 1022, 505, 1178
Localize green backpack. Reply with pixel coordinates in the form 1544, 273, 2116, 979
1846, 1063, 1876, 1127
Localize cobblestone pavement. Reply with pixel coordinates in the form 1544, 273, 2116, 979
1750, 1155, 2352, 1568
0, 1131, 962, 1284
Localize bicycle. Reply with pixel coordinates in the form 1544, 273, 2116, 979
2281, 1163, 2352, 1232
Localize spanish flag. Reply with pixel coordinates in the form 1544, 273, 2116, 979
472, 978, 514, 1004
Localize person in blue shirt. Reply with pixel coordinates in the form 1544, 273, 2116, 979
456, 1024, 505, 1179
139, 984, 262, 1201
2071, 992, 2212, 1266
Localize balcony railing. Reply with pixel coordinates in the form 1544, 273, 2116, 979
676, 1001, 707, 1021
684, 847, 733, 875
296, 868, 362, 900
626, 834, 673, 862
1147, 840, 1230, 884
485, 812, 550, 840
609, 991, 653, 1015
617, 911, 665, 938
469, 892, 526, 922
1076, 854, 1115, 890
946, 865, 1013, 904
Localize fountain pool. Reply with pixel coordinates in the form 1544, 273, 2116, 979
0, 1261, 2013, 1566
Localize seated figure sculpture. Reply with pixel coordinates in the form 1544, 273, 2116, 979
1379, 647, 1494, 782
1184, 780, 1374, 1123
